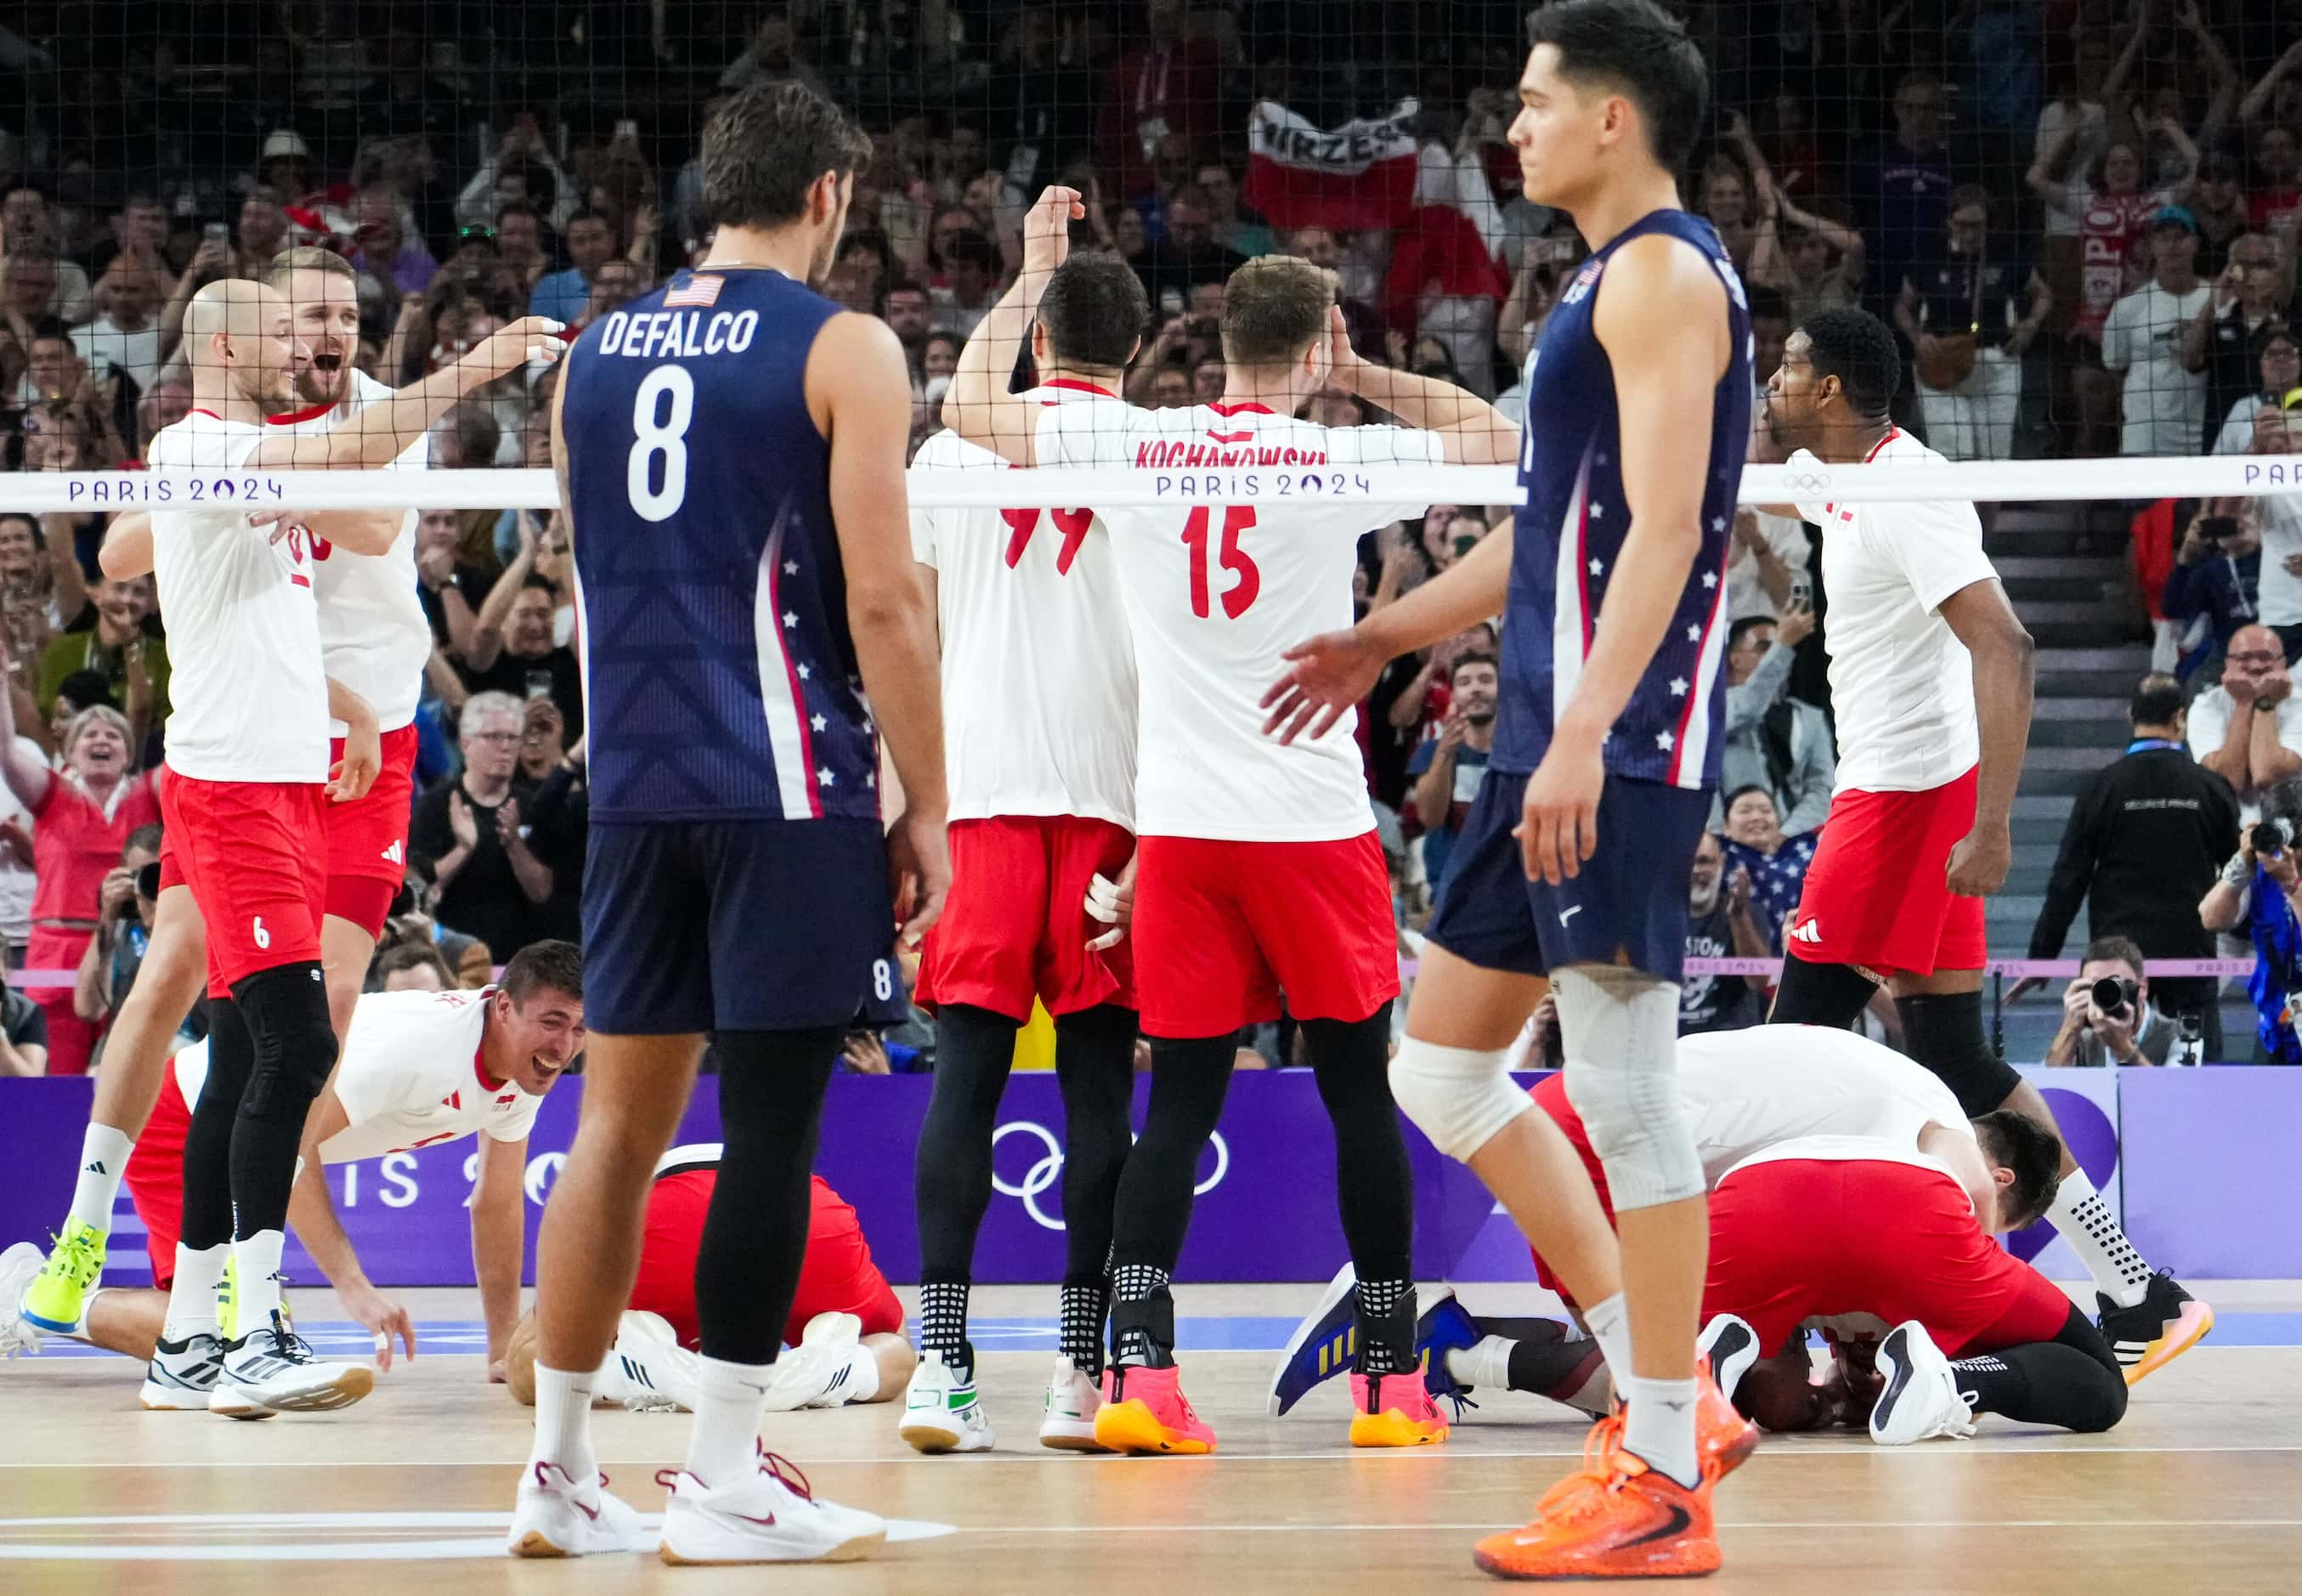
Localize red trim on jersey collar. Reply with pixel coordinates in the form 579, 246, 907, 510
1040, 378, 1117, 398
1206, 399, 1275, 416
474, 985, 506, 1092
187, 408, 223, 420
1862, 427, 1900, 464
265, 399, 341, 427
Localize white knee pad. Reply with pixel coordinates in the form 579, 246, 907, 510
1387, 1037, 1530, 1163
1553, 965, 1705, 1211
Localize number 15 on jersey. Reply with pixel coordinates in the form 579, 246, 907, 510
1183, 506, 1260, 620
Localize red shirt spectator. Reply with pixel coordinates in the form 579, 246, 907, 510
1098, 8, 1220, 202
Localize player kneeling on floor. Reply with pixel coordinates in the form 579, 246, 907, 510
501, 1144, 913, 1414
2, 942, 584, 1418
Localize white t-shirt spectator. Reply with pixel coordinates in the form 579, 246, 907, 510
1035, 397, 1444, 841
146, 410, 330, 783
1727, 511, 1812, 625
2101, 280, 2213, 456
909, 412, 1138, 829
2034, 100, 2110, 241
1790, 429, 1999, 793
70, 317, 163, 391
2250, 493, 2302, 628
2184, 682, 2302, 819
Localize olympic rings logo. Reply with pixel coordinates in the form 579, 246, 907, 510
1777, 471, 1834, 494
990, 1120, 1230, 1231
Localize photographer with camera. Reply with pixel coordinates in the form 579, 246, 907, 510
2045, 937, 2184, 1067
2199, 781, 2302, 1064
2159, 498, 2261, 674
69, 823, 199, 1057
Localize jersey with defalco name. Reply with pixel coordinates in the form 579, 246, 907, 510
1501, 208, 1752, 790
562, 267, 880, 823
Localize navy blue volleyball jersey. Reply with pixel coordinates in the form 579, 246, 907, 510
1494, 209, 1752, 789
562, 267, 880, 823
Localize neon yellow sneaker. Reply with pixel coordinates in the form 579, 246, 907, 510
20, 1221, 106, 1334
218, 1253, 240, 1344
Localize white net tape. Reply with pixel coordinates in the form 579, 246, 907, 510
0, 452, 2294, 513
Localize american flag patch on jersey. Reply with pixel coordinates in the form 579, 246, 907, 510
665, 274, 725, 308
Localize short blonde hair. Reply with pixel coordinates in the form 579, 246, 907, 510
64, 704, 133, 768
260, 246, 356, 288
1222, 255, 1337, 367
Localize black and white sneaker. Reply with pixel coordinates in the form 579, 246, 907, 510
139, 1331, 224, 1411
209, 1310, 375, 1418
1869, 1322, 1975, 1446
2098, 1270, 2214, 1386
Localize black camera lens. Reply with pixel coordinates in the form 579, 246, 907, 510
2090, 976, 2135, 1019
2253, 819, 2293, 855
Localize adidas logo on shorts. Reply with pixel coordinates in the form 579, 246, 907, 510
1790, 919, 1822, 944
381, 840, 404, 864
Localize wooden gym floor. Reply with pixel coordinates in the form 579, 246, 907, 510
3, 1281, 2298, 1595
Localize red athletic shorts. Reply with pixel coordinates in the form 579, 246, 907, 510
321, 722, 419, 937
123, 1067, 194, 1288
158, 770, 328, 998
916, 815, 1135, 1021
1783, 765, 1987, 976
1131, 829, 1400, 1039
627, 1169, 904, 1352
1525, 1075, 2069, 1358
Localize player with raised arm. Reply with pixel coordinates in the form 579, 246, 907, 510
900, 253, 1149, 1456
1259, 0, 1756, 1576
3, 944, 582, 1395
18, 249, 553, 1379
510, 82, 947, 1565
1756, 306, 2211, 1384
944, 189, 1515, 1456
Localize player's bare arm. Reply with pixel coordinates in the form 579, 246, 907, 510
246, 505, 405, 556
247, 316, 563, 471
99, 511, 153, 579
471, 1134, 529, 1382
814, 308, 951, 944
325, 676, 382, 802
1936, 577, 2035, 896
942, 185, 1082, 467
1261, 518, 1515, 744
1326, 309, 1517, 464
1520, 235, 1727, 884
282, 1087, 418, 1368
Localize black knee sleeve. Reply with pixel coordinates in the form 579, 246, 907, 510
1896, 990, 2021, 1116
1301, 1010, 1413, 1285
1053, 1004, 1136, 1284
1107, 1035, 1234, 1275
1767, 954, 1880, 1030
696, 1028, 839, 1366
181, 998, 253, 1251
913, 1003, 1019, 1283
229, 961, 337, 1127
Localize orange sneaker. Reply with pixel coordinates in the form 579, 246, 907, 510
1349, 1371, 1449, 1447
1092, 1365, 1216, 1455
1694, 1338, 1760, 1482
1473, 1447, 1720, 1581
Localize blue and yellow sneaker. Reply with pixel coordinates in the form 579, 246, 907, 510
20, 1220, 105, 1335
1413, 1284, 1483, 1417
1268, 1262, 1360, 1417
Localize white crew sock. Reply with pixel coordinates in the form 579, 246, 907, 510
231, 1230, 286, 1333
2045, 1169, 2152, 1309
1620, 1374, 1701, 1490
529, 1365, 599, 1485
1445, 1333, 1518, 1393
1581, 1293, 1633, 1390
161, 1242, 229, 1340
67, 1126, 134, 1235
687, 1355, 771, 1489
837, 1345, 881, 1404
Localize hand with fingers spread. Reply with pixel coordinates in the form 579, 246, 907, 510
341, 1280, 417, 1371
1261, 625, 1389, 744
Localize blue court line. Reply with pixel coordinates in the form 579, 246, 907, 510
26, 1312, 2302, 1360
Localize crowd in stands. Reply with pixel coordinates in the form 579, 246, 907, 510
2, 1, 2302, 1072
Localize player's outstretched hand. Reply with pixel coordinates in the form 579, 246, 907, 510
342, 1281, 416, 1371
1325, 304, 1365, 377
472, 315, 567, 379
1261, 626, 1388, 745
1022, 186, 1082, 280
1083, 856, 1137, 952
1943, 823, 2011, 897
888, 806, 950, 950
1515, 736, 1603, 885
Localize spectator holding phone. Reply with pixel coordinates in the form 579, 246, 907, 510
1406, 652, 1497, 897
2199, 779, 2302, 1063
2183, 232, 2287, 452
2161, 498, 2263, 669
2209, 325, 2299, 456
453, 513, 584, 730
1679, 830, 1771, 1036
1719, 606, 1833, 838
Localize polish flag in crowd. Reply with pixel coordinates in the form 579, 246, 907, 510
1243, 97, 1422, 234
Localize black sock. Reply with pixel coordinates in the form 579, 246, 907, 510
227, 962, 336, 1239
1767, 954, 1879, 1029
1107, 1035, 1235, 1365
916, 1278, 973, 1383
909, 1000, 1018, 1382
696, 1029, 838, 1367
1053, 1004, 1134, 1379
181, 997, 252, 1251
1301, 1010, 1416, 1376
